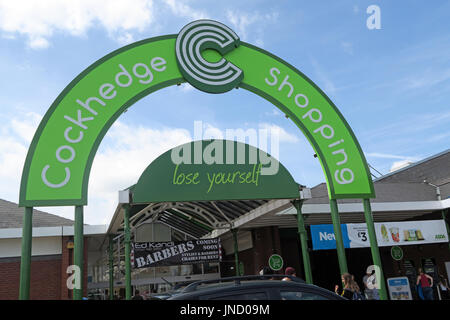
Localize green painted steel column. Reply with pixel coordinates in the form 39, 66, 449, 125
19, 207, 33, 300
73, 205, 84, 300
232, 229, 239, 276
329, 199, 348, 275
363, 198, 388, 300
293, 200, 313, 284
124, 205, 132, 300
109, 235, 114, 300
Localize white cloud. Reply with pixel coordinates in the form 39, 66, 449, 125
163, 0, 207, 20
84, 120, 192, 224
0, 111, 193, 224
0, 113, 299, 225
258, 123, 299, 143
0, 112, 42, 203
0, 0, 155, 49
0, 1, 278, 50
310, 58, 337, 94
389, 160, 414, 173
341, 41, 354, 55
226, 9, 278, 47
366, 152, 419, 161
180, 82, 195, 92
265, 109, 282, 117
116, 32, 135, 46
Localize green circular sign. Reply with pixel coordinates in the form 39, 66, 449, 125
391, 246, 403, 261
268, 254, 284, 271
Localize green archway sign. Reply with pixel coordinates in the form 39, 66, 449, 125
19, 20, 386, 301
19, 19, 374, 207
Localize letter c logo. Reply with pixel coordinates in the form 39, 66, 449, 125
175, 19, 244, 93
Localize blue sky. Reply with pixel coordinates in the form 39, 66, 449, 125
0, 0, 449, 224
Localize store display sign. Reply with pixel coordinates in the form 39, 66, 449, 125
132, 238, 221, 268
387, 277, 412, 300
311, 220, 448, 250
375, 220, 448, 246
310, 224, 351, 250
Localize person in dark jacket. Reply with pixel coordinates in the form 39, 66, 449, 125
131, 289, 144, 300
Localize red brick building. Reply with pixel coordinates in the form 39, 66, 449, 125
0, 199, 104, 300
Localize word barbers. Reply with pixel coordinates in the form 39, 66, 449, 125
133, 238, 221, 268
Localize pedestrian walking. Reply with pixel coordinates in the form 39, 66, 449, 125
335, 273, 365, 300
335, 273, 354, 299
282, 267, 297, 281
437, 274, 450, 300
131, 289, 144, 300
363, 267, 380, 300
416, 268, 434, 300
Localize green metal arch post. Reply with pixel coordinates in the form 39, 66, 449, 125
73, 205, 84, 300
124, 205, 132, 300
293, 200, 313, 284
19, 207, 33, 300
232, 229, 239, 276
363, 198, 388, 300
329, 199, 348, 276
109, 234, 114, 300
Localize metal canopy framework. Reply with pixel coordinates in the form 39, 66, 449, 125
122, 200, 269, 239
104, 139, 301, 299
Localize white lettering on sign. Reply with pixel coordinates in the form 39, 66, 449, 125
264, 67, 355, 185
41, 57, 168, 189
319, 232, 336, 241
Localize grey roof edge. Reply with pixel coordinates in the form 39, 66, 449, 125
0, 198, 75, 228
373, 149, 450, 182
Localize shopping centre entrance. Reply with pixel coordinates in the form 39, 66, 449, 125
103, 139, 302, 298
18, 19, 387, 299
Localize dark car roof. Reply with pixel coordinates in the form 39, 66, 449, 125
169, 277, 343, 300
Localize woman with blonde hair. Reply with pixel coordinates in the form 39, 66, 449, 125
335, 273, 365, 300
335, 273, 354, 299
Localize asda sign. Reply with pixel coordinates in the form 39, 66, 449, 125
20, 20, 374, 207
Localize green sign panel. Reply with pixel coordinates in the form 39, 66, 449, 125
19, 19, 374, 207
269, 254, 284, 271
391, 246, 403, 261
132, 140, 299, 203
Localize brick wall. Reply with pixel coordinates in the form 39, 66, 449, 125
59, 236, 89, 299
251, 226, 282, 274
220, 226, 283, 277
0, 255, 61, 300
0, 236, 89, 300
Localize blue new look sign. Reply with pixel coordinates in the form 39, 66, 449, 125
310, 224, 351, 250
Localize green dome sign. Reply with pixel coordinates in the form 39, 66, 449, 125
132, 140, 300, 203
